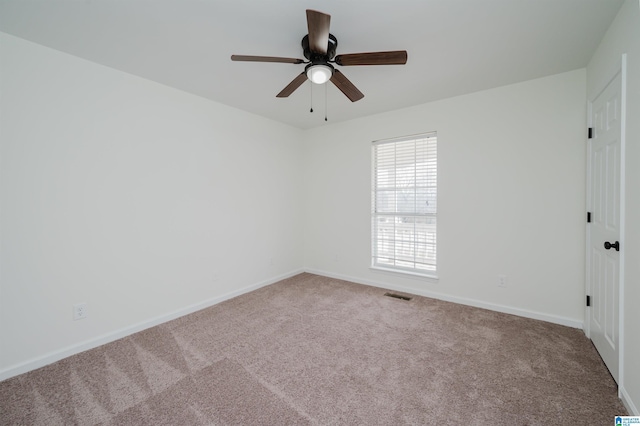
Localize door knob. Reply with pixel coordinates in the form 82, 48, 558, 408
604, 241, 620, 251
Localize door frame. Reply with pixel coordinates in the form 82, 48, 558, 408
585, 53, 626, 390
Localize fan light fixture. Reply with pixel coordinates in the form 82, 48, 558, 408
231, 9, 408, 102
307, 64, 333, 84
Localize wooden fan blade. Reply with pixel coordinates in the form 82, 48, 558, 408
306, 9, 330, 55
276, 72, 308, 97
330, 70, 364, 102
231, 55, 304, 64
334, 51, 408, 66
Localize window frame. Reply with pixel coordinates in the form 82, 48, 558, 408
371, 132, 438, 279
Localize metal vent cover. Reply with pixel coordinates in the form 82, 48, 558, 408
384, 292, 412, 301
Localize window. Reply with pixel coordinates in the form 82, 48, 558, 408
371, 132, 437, 277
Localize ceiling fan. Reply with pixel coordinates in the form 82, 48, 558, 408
231, 9, 408, 102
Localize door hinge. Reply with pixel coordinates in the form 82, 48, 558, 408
588, 127, 593, 139
586, 295, 591, 307
587, 212, 592, 223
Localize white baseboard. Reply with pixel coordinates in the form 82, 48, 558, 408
621, 386, 639, 415
0, 268, 304, 382
4, 267, 632, 411
304, 268, 583, 329
0, 267, 590, 382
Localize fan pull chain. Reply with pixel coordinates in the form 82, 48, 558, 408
324, 83, 328, 121
310, 82, 313, 113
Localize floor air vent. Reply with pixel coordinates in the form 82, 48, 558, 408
384, 292, 412, 301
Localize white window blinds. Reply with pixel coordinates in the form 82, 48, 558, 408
372, 133, 437, 276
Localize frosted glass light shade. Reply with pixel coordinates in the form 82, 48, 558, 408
307, 65, 333, 84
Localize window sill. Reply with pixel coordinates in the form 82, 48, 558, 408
370, 266, 439, 283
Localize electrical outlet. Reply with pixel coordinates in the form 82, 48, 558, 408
498, 274, 507, 288
73, 303, 87, 320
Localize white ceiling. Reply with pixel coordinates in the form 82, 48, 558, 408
0, 0, 624, 129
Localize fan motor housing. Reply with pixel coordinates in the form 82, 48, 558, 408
302, 33, 337, 61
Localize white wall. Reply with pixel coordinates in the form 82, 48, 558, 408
0, 32, 304, 378
304, 69, 587, 327
587, 0, 640, 415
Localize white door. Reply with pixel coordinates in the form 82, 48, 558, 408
587, 69, 623, 384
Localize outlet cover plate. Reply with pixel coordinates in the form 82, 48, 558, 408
73, 303, 87, 320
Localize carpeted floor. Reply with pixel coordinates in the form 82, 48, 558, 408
0, 273, 628, 424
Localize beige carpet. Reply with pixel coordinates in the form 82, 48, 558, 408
0, 273, 627, 424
